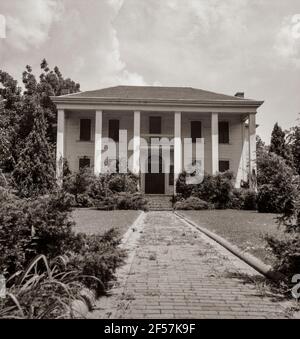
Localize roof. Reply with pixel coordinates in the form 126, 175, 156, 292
60, 85, 253, 101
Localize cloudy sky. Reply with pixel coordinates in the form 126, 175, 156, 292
0, 0, 300, 142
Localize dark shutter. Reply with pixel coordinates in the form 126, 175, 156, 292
219, 121, 229, 144
149, 117, 162, 134
169, 165, 174, 186
191, 121, 202, 143
79, 157, 91, 169
109, 120, 120, 142
219, 160, 230, 173
80, 119, 91, 141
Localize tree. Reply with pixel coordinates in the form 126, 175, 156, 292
0, 60, 80, 173
0, 71, 23, 171
269, 123, 292, 165
12, 104, 56, 198
23, 60, 80, 142
289, 124, 300, 175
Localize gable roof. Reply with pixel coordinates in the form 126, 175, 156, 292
60, 85, 253, 101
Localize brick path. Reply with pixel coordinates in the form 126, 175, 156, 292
92, 212, 290, 319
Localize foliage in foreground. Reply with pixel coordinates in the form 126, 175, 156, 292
264, 180, 300, 284
0, 188, 126, 319
0, 255, 84, 319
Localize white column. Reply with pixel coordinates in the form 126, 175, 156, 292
211, 113, 219, 175
249, 113, 257, 190
133, 111, 141, 175
174, 112, 182, 191
56, 109, 65, 185
94, 110, 103, 176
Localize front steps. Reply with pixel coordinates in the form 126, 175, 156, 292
146, 195, 173, 211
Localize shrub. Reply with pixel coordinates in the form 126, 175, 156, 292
63, 167, 95, 207
242, 190, 257, 211
0, 190, 76, 275
176, 172, 195, 199
264, 180, 300, 284
63, 170, 140, 208
96, 192, 148, 211
174, 197, 210, 210
67, 229, 126, 293
191, 171, 234, 209
230, 189, 257, 210
257, 151, 296, 213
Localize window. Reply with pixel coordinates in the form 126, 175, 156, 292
149, 117, 162, 134
169, 165, 174, 186
219, 121, 229, 144
80, 119, 91, 141
79, 157, 90, 170
219, 160, 230, 173
191, 121, 202, 143
109, 120, 120, 142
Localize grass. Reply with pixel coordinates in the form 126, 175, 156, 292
181, 210, 285, 265
72, 209, 141, 237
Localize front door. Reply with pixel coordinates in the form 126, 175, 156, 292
145, 155, 165, 194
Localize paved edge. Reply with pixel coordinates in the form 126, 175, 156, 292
87, 211, 146, 319
174, 212, 285, 282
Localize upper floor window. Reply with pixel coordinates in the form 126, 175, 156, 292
80, 119, 91, 141
149, 117, 162, 134
109, 120, 120, 142
191, 121, 202, 143
219, 121, 229, 144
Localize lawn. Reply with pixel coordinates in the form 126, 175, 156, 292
181, 210, 284, 265
72, 209, 141, 237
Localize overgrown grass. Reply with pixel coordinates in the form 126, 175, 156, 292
72, 209, 141, 236
182, 210, 284, 265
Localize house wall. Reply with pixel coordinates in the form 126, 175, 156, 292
65, 110, 247, 191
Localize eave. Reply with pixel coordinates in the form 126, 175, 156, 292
51, 96, 264, 110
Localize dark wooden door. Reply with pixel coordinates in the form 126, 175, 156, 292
145, 154, 165, 194
145, 173, 165, 194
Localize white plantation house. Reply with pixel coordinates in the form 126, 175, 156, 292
52, 86, 263, 195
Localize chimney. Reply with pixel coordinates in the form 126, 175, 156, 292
235, 92, 244, 98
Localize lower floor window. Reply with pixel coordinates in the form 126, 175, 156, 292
219, 160, 230, 173
79, 157, 91, 170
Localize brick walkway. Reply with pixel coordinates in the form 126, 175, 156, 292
92, 212, 290, 319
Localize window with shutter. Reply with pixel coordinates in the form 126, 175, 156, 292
219, 160, 230, 173
219, 121, 229, 144
149, 117, 162, 134
191, 121, 202, 143
80, 119, 91, 141
109, 120, 120, 142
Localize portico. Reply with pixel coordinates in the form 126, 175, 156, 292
52, 86, 262, 193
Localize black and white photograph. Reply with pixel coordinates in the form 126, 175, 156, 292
0, 0, 300, 324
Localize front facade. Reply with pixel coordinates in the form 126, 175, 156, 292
52, 86, 263, 195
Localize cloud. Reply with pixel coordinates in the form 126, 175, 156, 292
274, 14, 300, 68
2, 0, 63, 50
